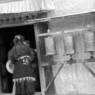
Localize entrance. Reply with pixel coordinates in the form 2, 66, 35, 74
0, 24, 41, 93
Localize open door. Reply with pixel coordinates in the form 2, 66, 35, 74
0, 24, 41, 94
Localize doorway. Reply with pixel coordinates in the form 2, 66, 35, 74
0, 24, 41, 93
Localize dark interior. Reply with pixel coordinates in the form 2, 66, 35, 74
0, 24, 41, 93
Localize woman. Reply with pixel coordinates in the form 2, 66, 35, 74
6, 35, 36, 95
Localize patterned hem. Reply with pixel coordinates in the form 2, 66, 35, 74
13, 76, 36, 82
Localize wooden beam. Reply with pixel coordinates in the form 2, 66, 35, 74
0, 11, 93, 29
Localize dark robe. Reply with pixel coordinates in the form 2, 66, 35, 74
8, 42, 36, 95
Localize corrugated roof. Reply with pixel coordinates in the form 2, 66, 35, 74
0, 0, 94, 16
0, 0, 40, 13
0, 0, 55, 13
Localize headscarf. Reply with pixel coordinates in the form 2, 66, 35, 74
13, 35, 24, 45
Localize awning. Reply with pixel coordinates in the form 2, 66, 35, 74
0, 0, 55, 13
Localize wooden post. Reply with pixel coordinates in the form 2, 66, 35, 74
34, 23, 47, 95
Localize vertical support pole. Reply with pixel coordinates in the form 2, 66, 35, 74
34, 23, 46, 95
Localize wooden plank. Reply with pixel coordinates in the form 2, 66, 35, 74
0, 11, 93, 29
34, 23, 47, 95
1, 92, 41, 95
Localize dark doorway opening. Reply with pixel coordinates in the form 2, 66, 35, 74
0, 24, 41, 93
